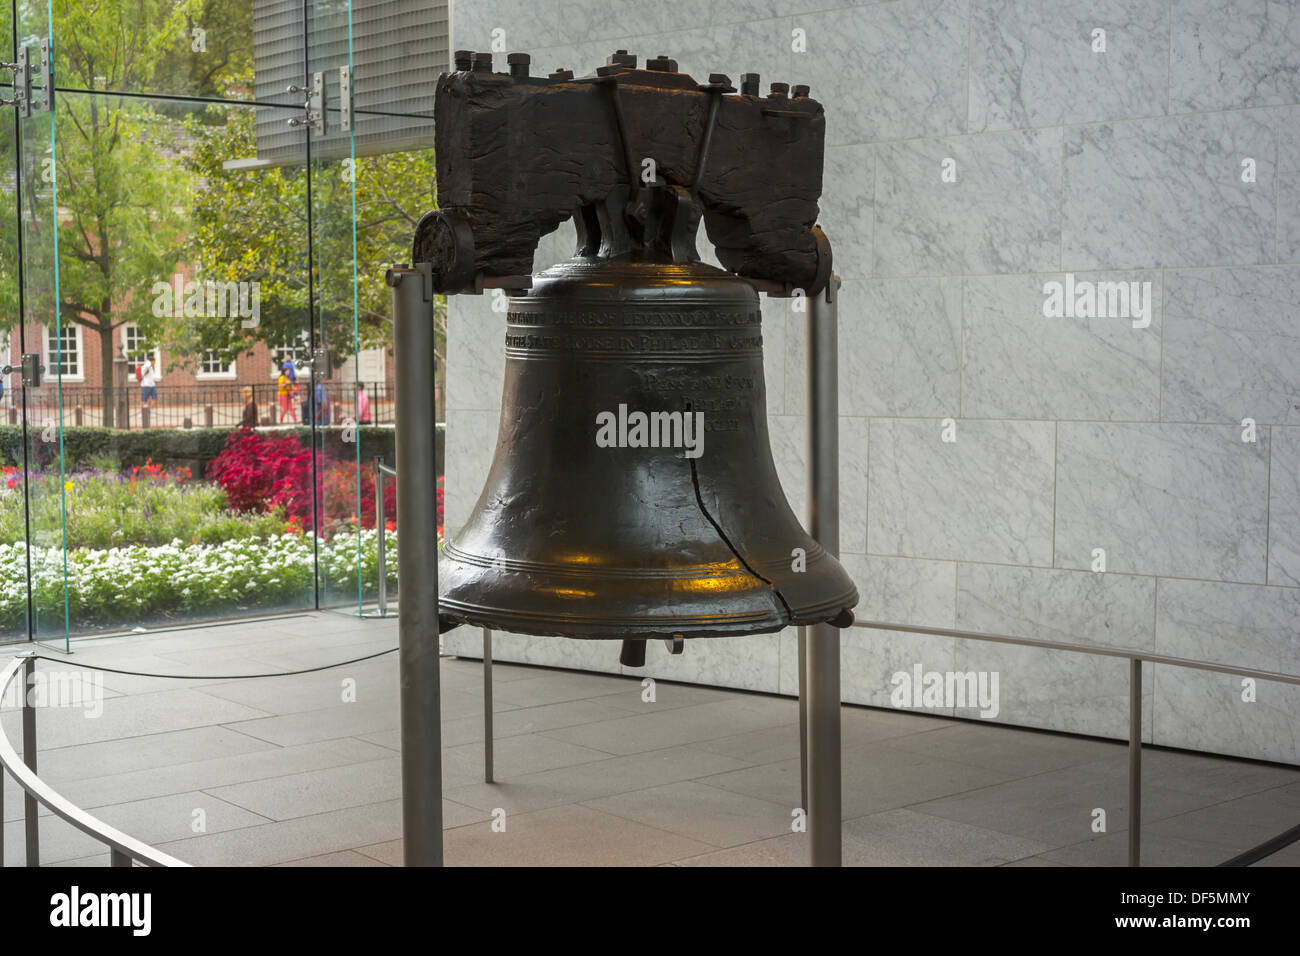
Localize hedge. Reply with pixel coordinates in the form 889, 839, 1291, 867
0, 424, 444, 476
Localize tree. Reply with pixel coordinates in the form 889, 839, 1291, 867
182, 84, 445, 381
47, 0, 202, 425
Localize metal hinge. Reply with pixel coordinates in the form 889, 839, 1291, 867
339, 65, 352, 133
286, 72, 326, 136
1, 354, 45, 388
2, 41, 53, 116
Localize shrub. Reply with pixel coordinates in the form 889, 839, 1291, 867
0, 424, 423, 475
0, 463, 287, 550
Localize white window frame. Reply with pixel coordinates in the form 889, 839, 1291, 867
45, 324, 84, 382
271, 336, 312, 380
196, 349, 237, 380
121, 323, 163, 380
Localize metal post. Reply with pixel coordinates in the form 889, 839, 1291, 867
1129, 657, 1142, 867
389, 263, 443, 867
483, 628, 494, 783
375, 456, 388, 616
797, 625, 808, 813
22, 653, 38, 866
804, 276, 842, 867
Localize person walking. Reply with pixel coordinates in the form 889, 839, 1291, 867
313, 380, 331, 426
239, 386, 258, 428
138, 356, 157, 418
277, 368, 298, 423
356, 382, 371, 424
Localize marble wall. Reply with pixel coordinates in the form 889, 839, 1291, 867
442, 0, 1300, 765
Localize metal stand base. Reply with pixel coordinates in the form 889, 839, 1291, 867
484, 628, 494, 784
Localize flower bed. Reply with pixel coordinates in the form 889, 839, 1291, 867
0, 530, 397, 631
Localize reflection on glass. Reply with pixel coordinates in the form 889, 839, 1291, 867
2, 0, 444, 638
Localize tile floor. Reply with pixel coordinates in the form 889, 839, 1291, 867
2, 612, 1298, 867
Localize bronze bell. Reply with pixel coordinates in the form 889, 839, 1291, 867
437, 181, 858, 665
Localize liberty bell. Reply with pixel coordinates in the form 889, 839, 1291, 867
418, 50, 858, 665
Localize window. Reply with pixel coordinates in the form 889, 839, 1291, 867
272, 338, 311, 379
197, 350, 236, 379
121, 324, 162, 379
45, 325, 82, 380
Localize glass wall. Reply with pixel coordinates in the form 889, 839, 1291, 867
0, 0, 444, 643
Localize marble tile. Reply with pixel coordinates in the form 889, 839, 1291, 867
1162, 267, 1300, 424
1156, 578, 1300, 675
1281, 107, 1300, 262
709, 0, 829, 25
821, 144, 874, 280
842, 553, 957, 629
1054, 423, 1270, 582
1171, 0, 1300, 111
836, 278, 962, 417
442, 628, 625, 677
634, 632, 782, 694
969, 0, 1169, 131
840, 415, 870, 555
451, 0, 560, 51
843, 628, 958, 713
867, 418, 1056, 565
840, 808, 1054, 866
443, 408, 500, 533
1269, 427, 1300, 586
1062, 111, 1277, 270
552, 0, 713, 46
636, 16, 794, 84
875, 128, 1062, 276
962, 271, 1161, 420
775, 623, 958, 713
1152, 666, 1299, 764
789, 0, 970, 146
957, 563, 1156, 651
949, 641, 1152, 739
446, 297, 505, 412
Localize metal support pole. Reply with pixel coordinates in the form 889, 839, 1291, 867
804, 277, 842, 867
375, 456, 388, 616
389, 263, 443, 867
797, 625, 808, 813
22, 653, 38, 866
483, 628, 494, 783
1128, 657, 1142, 867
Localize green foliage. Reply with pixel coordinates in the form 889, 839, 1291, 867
0, 467, 287, 550
0, 424, 422, 474
181, 91, 445, 363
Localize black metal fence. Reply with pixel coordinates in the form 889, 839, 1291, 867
3, 381, 394, 430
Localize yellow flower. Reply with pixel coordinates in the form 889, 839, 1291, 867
64, 481, 74, 492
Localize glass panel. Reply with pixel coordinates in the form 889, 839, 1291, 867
50, 0, 303, 105
48, 89, 317, 634
0, 87, 23, 643
308, 1, 444, 618
14, 1, 68, 649
310, 0, 361, 612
